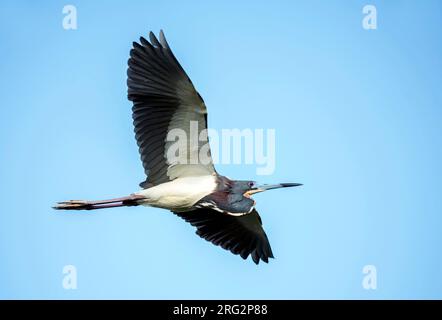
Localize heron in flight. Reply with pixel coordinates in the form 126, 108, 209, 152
54, 31, 302, 264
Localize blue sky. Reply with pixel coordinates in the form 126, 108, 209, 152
0, 0, 441, 299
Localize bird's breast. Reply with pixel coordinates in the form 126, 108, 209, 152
135, 175, 217, 210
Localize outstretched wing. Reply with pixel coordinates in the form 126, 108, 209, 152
127, 30, 216, 188
174, 208, 274, 264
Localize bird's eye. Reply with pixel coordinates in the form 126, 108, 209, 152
248, 182, 255, 188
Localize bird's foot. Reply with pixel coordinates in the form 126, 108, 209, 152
53, 200, 90, 210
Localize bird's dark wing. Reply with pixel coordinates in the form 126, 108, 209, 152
128, 30, 216, 188
173, 208, 274, 264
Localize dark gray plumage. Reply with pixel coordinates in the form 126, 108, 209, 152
174, 208, 273, 264
128, 31, 215, 188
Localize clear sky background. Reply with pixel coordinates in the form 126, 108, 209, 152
0, 0, 441, 299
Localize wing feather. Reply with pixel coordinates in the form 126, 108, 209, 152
174, 208, 274, 264
127, 31, 216, 188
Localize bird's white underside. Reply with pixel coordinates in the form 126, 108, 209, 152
135, 175, 217, 211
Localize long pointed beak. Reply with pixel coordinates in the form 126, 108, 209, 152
247, 183, 303, 196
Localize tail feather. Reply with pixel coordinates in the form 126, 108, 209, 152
53, 194, 145, 211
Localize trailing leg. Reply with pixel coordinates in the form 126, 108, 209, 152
53, 194, 146, 210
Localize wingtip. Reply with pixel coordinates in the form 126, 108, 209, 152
158, 29, 170, 50
149, 31, 161, 47
251, 251, 260, 265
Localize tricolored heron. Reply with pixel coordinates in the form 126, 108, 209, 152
54, 31, 302, 264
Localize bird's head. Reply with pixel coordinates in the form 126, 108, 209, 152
236, 181, 303, 198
